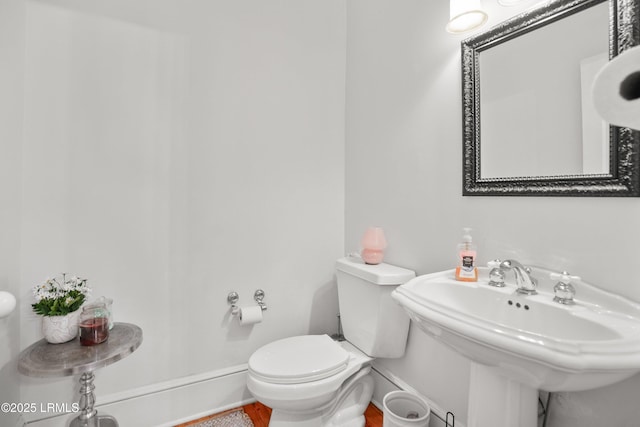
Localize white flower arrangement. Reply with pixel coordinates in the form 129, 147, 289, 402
31, 273, 91, 316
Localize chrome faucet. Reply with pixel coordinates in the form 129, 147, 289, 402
499, 259, 537, 295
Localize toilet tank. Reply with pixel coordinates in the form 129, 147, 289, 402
335, 257, 415, 358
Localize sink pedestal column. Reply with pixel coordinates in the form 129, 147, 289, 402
467, 363, 538, 427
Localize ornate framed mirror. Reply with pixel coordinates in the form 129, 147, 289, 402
462, 0, 640, 196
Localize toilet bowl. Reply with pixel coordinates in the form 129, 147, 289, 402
246, 257, 416, 427
247, 335, 373, 427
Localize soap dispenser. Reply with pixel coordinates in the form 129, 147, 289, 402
455, 227, 478, 282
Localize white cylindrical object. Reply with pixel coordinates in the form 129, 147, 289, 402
0, 291, 17, 318
592, 46, 640, 130
383, 391, 430, 427
238, 305, 263, 326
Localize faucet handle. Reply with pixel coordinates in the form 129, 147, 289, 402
487, 259, 506, 287
550, 271, 579, 305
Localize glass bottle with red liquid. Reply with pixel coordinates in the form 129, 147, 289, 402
79, 304, 110, 346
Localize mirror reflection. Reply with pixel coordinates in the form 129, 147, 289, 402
479, 2, 609, 179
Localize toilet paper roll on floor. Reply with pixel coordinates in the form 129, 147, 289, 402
592, 45, 640, 130
239, 305, 263, 325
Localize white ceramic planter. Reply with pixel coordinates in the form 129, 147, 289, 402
41, 310, 80, 344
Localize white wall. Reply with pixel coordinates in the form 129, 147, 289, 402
0, 0, 25, 426
345, 1, 640, 426
12, 0, 346, 424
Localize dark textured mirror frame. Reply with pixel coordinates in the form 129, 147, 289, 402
462, 0, 640, 196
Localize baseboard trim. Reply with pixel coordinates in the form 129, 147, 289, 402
26, 364, 253, 427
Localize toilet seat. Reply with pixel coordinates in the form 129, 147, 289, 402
248, 335, 350, 384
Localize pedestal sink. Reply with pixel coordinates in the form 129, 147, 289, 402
391, 266, 640, 427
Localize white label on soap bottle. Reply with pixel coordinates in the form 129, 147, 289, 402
459, 255, 476, 277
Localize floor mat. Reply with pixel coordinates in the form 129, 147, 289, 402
182, 409, 254, 427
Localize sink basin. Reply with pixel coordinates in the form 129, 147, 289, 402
392, 267, 640, 427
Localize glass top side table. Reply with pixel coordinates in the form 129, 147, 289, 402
18, 322, 143, 427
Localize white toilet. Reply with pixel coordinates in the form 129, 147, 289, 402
247, 257, 416, 427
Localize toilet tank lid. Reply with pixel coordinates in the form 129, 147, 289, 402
336, 257, 416, 285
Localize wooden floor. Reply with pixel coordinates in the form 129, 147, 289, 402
363, 403, 384, 427
242, 402, 272, 427
176, 401, 383, 427
244, 402, 383, 427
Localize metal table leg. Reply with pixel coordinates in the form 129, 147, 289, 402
69, 372, 119, 427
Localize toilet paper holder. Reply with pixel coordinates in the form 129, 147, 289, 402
254, 289, 267, 311
227, 292, 240, 315
227, 289, 268, 315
